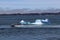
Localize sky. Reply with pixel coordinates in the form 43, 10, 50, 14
0, 0, 60, 9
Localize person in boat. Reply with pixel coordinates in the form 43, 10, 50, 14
11, 19, 49, 27
31, 19, 48, 25
41, 19, 48, 22
20, 19, 48, 25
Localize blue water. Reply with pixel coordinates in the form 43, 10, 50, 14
0, 28, 60, 40
0, 15, 60, 40
0, 15, 60, 25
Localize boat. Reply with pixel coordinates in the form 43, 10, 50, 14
11, 19, 48, 28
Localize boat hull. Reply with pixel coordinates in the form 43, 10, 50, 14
11, 24, 43, 28
11, 24, 60, 28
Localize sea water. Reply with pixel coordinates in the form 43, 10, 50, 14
0, 28, 60, 40
0, 15, 60, 25
0, 15, 60, 40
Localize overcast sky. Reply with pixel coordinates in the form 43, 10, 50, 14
0, 0, 60, 9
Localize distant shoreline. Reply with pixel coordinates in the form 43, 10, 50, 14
0, 12, 60, 15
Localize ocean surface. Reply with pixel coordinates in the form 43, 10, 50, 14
0, 15, 60, 25
0, 15, 60, 40
0, 28, 60, 40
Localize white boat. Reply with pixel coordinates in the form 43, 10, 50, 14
31, 19, 43, 25
11, 19, 48, 28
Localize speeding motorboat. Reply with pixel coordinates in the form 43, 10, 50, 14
11, 19, 48, 27
20, 19, 48, 25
